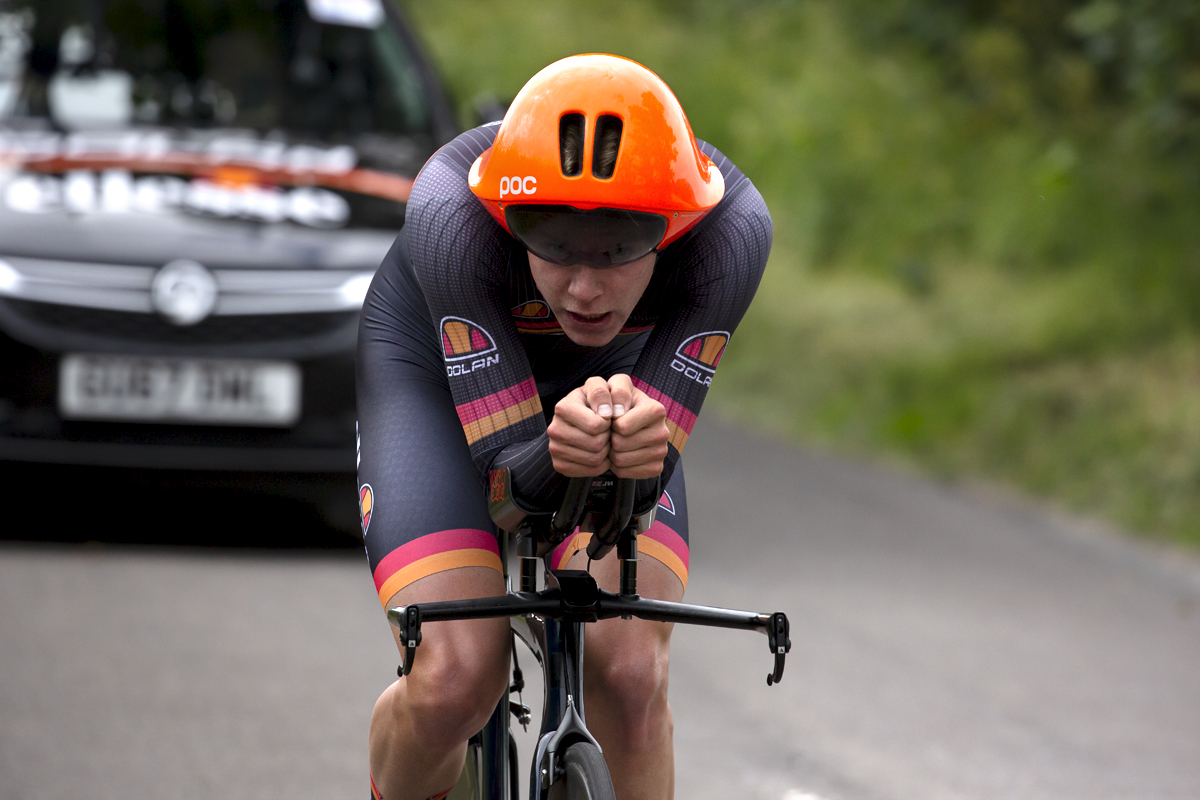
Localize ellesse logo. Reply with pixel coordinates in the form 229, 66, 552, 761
511, 301, 550, 319
440, 316, 499, 375
511, 300, 562, 334
657, 490, 675, 515
671, 331, 729, 387
359, 484, 374, 535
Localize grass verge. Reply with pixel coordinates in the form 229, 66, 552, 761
713, 260, 1200, 547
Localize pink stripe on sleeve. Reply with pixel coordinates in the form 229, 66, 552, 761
455, 378, 539, 426
632, 378, 697, 434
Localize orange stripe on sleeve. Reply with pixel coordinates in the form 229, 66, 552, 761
665, 419, 689, 451
462, 394, 543, 445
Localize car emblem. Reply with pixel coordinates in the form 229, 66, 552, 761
151, 260, 218, 326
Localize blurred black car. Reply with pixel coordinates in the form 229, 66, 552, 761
0, 0, 456, 532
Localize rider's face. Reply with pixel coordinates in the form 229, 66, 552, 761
526, 251, 656, 347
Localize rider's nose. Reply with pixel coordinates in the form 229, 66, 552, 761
566, 268, 602, 303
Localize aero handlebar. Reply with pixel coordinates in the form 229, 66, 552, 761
551, 477, 591, 538
586, 477, 636, 561
548, 476, 639, 562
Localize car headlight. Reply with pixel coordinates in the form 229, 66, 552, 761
0, 259, 21, 294
339, 273, 374, 308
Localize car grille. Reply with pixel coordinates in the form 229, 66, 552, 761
4, 299, 358, 346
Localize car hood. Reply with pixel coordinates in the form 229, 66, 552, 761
0, 127, 423, 269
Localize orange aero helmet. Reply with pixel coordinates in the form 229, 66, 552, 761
469, 54, 724, 267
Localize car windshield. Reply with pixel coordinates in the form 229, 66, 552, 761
0, 0, 433, 139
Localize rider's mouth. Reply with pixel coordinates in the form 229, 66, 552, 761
564, 311, 613, 328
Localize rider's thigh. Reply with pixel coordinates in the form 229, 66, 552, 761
359, 239, 512, 750
384, 566, 510, 745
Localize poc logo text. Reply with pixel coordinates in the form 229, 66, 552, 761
500, 176, 537, 197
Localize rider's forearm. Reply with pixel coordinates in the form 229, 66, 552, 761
494, 432, 564, 510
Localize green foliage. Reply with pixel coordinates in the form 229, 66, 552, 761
851, 0, 1200, 146
400, 0, 1200, 544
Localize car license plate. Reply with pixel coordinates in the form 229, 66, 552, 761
59, 355, 301, 426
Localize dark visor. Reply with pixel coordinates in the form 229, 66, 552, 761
505, 205, 669, 268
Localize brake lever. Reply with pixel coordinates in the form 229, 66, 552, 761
765, 611, 791, 686
389, 605, 423, 677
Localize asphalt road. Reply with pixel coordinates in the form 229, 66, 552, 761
2, 420, 1198, 800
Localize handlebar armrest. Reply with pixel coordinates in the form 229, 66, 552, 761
487, 467, 538, 533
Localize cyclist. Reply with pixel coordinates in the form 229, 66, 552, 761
357, 54, 772, 800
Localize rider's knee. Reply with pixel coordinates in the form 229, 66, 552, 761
588, 622, 671, 736
404, 620, 510, 749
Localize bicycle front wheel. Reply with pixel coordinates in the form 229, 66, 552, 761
548, 742, 615, 800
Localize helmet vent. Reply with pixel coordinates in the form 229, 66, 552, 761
592, 115, 623, 180
559, 113, 585, 177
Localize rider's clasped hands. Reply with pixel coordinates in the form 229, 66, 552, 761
547, 374, 669, 479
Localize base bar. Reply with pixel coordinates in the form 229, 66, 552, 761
389, 589, 774, 635
387, 570, 791, 685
